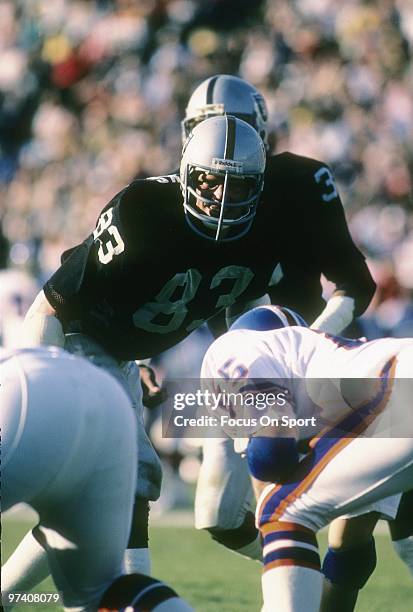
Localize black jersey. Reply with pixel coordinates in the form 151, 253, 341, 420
44, 153, 375, 360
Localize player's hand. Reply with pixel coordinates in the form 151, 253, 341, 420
138, 364, 167, 409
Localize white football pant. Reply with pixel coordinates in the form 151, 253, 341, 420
1, 347, 137, 611
64, 333, 162, 501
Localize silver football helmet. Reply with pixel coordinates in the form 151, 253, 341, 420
182, 74, 269, 150
180, 115, 266, 242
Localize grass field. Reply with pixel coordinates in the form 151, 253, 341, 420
2, 513, 412, 611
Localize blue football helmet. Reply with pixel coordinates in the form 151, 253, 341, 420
229, 305, 308, 331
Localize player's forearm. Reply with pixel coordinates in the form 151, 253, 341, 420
323, 257, 376, 319
310, 294, 355, 334
312, 265, 376, 334
341, 259, 376, 317
21, 290, 65, 348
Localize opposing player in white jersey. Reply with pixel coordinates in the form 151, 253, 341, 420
1, 346, 192, 612
201, 305, 413, 612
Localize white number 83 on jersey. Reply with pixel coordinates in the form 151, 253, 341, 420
93, 208, 125, 264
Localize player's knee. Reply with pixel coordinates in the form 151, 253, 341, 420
207, 511, 258, 550
99, 574, 178, 611
322, 537, 377, 589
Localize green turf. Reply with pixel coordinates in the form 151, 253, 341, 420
2, 518, 412, 611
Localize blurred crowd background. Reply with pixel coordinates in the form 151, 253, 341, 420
1, 0, 413, 506
2, 0, 413, 333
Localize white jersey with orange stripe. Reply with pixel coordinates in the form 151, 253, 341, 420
202, 326, 413, 380
201, 327, 413, 441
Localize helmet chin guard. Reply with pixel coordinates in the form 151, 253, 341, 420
180, 115, 266, 242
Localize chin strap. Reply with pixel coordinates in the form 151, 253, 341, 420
310, 295, 355, 335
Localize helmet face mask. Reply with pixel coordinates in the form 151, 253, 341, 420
182, 103, 226, 137
184, 165, 263, 236
180, 115, 266, 242
182, 75, 269, 151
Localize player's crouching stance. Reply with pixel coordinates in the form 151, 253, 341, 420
1, 347, 192, 612
201, 306, 413, 612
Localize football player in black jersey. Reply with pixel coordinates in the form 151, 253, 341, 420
9, 115, 264, 589
11, 82, 376, 601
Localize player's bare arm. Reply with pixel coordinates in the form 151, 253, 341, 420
21, 290, 65, 348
